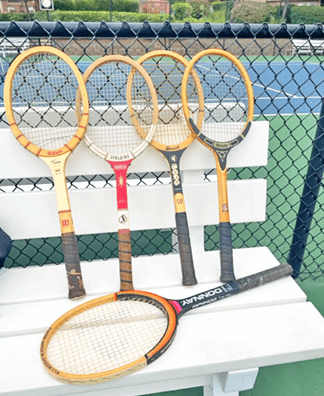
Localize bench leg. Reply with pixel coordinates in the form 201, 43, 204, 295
204, 368, 259, 396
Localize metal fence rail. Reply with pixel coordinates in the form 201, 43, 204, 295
0, 21, 323, 280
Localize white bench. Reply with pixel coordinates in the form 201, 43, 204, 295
0, 37, 30, 58
287, 39, 324, 55
1, 120, 324, 396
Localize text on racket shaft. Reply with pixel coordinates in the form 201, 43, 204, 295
178, 283, 236, 309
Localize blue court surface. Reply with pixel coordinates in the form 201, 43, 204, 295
1, 58, 322, 117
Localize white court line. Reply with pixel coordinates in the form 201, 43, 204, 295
196, 63, 299, 99
254, 82, 298, 98
257, 95, 321, 101
255, 112, 320, 117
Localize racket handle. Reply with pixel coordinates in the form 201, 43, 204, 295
61, 232, 86, 300
118, 230, 134, 291
175, 212, 197, 286
219, 222, 235, 283
234, 263, 293, 293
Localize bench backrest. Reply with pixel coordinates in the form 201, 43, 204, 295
292, 39, 324, 51
0, 121, 269, 255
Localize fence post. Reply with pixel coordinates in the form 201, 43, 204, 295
288, 99, 324, 278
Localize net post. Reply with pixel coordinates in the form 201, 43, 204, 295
288, 99, 324, 278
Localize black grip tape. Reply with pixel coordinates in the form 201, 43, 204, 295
219, 222, 235, 283
0, 228, 12, 267
62, 232, 86, 299
175, 212, 197, 286
234, 263, 293, 293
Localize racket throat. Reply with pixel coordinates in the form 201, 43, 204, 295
41, 152, 74, 228
164, 150, 186, 213
108, 160, 132, 211
215, 159, 230, 223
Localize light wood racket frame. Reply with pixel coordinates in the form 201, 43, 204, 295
76, 55, 159, 291
4, 46, 89, 299
182, 48, 254, 283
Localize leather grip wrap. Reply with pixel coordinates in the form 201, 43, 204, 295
118, 230, 134, 291
175, 212, 197, 286
61, 232, 86, 300
219, 222, 235, 283
235, 263, 293, 293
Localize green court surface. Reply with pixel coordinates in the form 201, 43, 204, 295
206, 112, 323, 273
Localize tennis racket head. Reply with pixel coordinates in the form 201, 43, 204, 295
135, 50, 204, 152
77, 55, 158, 292
182, 49, 254, 161
4, 46, 89, 157
76, 55, 158, 161
40, 263, 292, 384
134, 51, 201, 286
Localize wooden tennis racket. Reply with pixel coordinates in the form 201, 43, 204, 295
40, 262, 292, 384
134, 50, 204, 286
182, 49, 254, 283
4, 46, 89, 299
76, 55, 158, 291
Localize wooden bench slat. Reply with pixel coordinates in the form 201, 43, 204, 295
0, 179, 266, 239
0, 122, 269, 179
0, 247, 306, 333
1, 302, 324, 396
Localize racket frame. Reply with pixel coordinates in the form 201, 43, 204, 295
135, 50, 204, 286
78, 55, 158, 291
40, 263, 292, 384
4, 46, 89, 300
182, 48, 254, 283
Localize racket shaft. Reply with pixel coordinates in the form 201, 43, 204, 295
175, 212, 197, 286
109, 160, 134, 291
179, 263, 292, 316
42, 154, 85, 299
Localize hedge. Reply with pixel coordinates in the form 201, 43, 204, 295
0, 9, 226, 23
54, 0, 138, 13
231, 1, 277, 23
49, 10, 169, 22
211, 1, 226, 12
0, 11, 48, 21
291, 5, 324, 24
171, 3, 193, 20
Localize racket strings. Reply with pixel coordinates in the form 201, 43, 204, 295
86, 62, 154, 155
140, 56, 200, 146
46, 299, 169, 375
11, 52, 80, 150
192, 55, 250, 142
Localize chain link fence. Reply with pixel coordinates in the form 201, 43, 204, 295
0, 21, 323, 280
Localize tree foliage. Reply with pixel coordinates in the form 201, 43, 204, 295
231, 1, 276, 23
171, 3, 193, 20
291, 5, 324, 24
